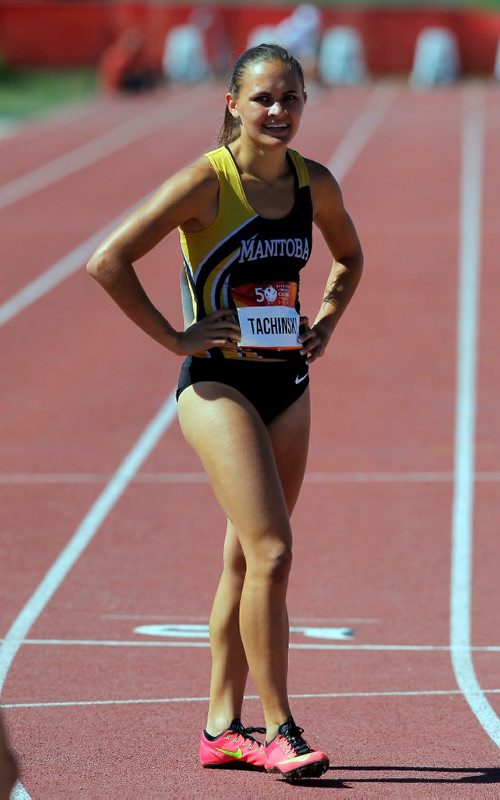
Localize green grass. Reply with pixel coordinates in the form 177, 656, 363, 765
0, 68, 98, 123
308, 0, 500, 5
468, 0, 500, 6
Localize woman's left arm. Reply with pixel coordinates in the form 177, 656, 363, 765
300, 161, 364, 364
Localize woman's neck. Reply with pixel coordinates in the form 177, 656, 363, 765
228, 139, 289, 185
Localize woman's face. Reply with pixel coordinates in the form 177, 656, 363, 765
227, 59, 306, 149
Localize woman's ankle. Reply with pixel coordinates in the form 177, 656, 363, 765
205, 714, 239, 738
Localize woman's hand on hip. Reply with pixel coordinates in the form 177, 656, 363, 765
174, 309, 241, 355
298, 316, 330, 364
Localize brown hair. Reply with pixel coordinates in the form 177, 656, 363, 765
217, 43, 305, 147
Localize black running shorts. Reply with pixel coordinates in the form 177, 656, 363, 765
176, 353, 309, 425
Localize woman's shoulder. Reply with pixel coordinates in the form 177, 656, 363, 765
138, 155, 219, 234
302, 158, 342, 198
288, 150, 341, 193
299, 158, 345, 220
152, 154, 219, 214
302, 157, 339, 187
173, 154, 219, 194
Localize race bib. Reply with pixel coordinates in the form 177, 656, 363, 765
231, 281, 301, 350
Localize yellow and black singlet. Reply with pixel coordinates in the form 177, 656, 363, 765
179, 144, 313, 360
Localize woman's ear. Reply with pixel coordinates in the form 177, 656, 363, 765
226, 93, 239, 119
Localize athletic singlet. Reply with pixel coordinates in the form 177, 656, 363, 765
178, 145, 313, 360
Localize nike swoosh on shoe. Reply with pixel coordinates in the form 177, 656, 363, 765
215, 747, 243, 759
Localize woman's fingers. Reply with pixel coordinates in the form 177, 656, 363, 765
299, 323, 328, 364
178, 310, 241, 354
203, 310, 241, 343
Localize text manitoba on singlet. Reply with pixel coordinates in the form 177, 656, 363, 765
239, 234, 310, 263
246, 316, 299, 336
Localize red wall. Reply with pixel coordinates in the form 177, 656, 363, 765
1, 3, 499, 73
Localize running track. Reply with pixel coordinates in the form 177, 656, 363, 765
0, 81, 499, 798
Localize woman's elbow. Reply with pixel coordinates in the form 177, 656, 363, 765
86, 250, 116, 283
86, 251, 103, 278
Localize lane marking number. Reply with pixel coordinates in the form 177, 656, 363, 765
134, 623, 354, 641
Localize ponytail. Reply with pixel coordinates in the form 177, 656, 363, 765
218, 106, 241, 147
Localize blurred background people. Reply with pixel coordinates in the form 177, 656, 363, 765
273, 4, 322, 79
99, 28, 158, 93
162, 7, 230, 83
247, 4, 322, 80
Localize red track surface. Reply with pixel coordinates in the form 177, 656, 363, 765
0, 83, 499, 798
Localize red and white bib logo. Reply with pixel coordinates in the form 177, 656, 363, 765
231, 282, 301, 350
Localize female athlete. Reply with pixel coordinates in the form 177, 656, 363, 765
87, 43, 363, 782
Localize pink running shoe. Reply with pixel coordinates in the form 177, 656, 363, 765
265, 717, 329, 781
199, 718, 266, 770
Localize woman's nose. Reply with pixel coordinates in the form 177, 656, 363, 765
268, 101, 284, 115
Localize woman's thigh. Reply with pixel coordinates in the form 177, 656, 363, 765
177, 382, 292, 553
217, 388, 310, 571
267, 388, 310, 516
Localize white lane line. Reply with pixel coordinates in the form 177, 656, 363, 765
0, 120, 19, 139
451, 86, 500, 747
1, 639, 499, 652
0, 391, 178, 698
0, 471, 206, 484
0, 99, 98, 143
328, 83, 398, 182
0, 198, 149, 328
10, 783, 30, 800
3, 688, 500, 710
306, 471, 454, 483
0, 89, 206, 211
103, 615, 380, 623
0, 91, 216, 328
10, 470, 500, 484
0, 387, 177, 800
0, 103, 92, 142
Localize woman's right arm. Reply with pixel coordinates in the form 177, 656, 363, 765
86, 159, 241, 355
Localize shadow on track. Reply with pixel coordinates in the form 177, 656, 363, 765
287, 766, 500, 788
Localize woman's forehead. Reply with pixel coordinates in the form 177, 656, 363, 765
239, 60, 302, 92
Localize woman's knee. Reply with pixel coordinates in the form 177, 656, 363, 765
270, 546, 293, 583
247, 544, 293, 584
224, 550, 247, 582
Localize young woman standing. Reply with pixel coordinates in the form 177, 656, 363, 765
87, 44, 363, 782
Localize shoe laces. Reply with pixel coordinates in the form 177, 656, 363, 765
276, 717, 312, 757
228, 719, 265, 751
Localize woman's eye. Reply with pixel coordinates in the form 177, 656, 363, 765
253, 95, 298, 105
